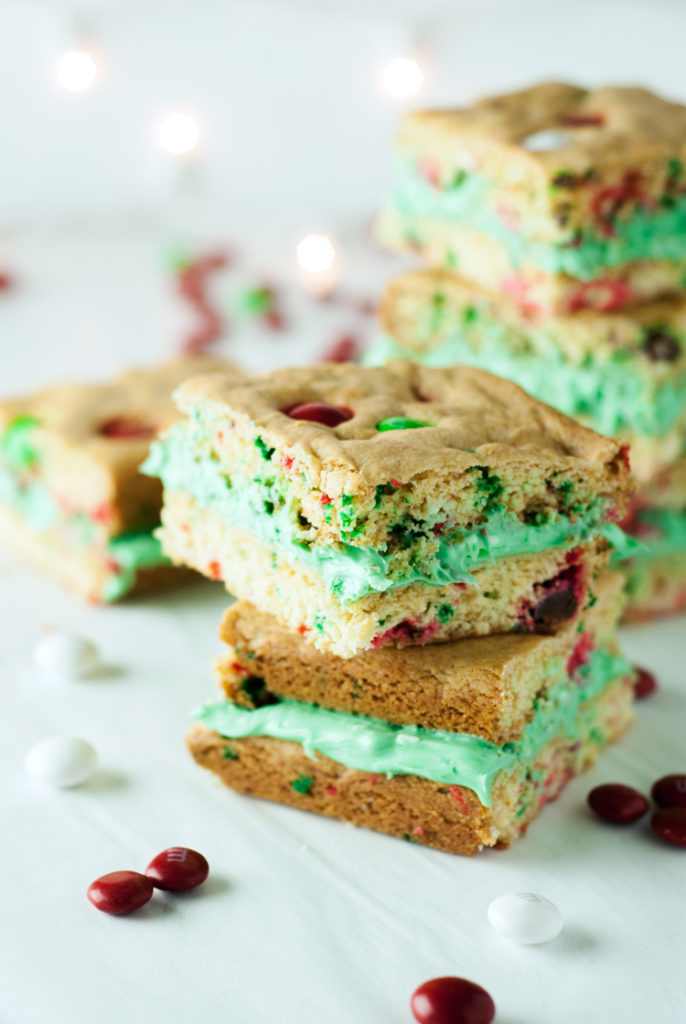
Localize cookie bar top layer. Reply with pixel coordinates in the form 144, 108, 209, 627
160, 362, 629, 556
217, 571, 625, 744
395, 83, 686, 243
373, 269, 686, 441
0, 356, 233, 534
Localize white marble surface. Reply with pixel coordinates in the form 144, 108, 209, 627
1, 228, 684, 1024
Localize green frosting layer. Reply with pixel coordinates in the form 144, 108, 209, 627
195, 647, 632, 805
617, 507, 686, 563
0, 467, 168, 601
364, 333, 686, 439
145, 422, 622, 603
388, 163, 686, 279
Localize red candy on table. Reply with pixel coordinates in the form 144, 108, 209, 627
145, 847, 209, 891
87, 871, 153, 915
651, 807, 686, 847
587, 783, 649, 824
285, 402, 353, 427
652, 775, 686, 809
633, 667, 657, 699
410, 977, 496, 1024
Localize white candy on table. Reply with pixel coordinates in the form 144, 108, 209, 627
24, 736, 98, 788
487, 892, 563, 944
33, 630, 100, 680
521, 130, 573, 152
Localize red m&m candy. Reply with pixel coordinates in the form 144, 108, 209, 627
652, 775, 686, 809
411, 976, 496, 1024
633, 667, 657, 699
587, 783, 649, 824
145, 847, 209, 892
285, 402, 353, 427
651, 808, 686, 848
87, 871, 153, 915
98, 417, 156, 440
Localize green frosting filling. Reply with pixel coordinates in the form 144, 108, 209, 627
616, 507, 686, 564
364, 333, 686, 439
1, 415, 41, 472
194, 646, 632, 805
388, 163, 686, 278
0, 466, 168, 601
144, 422, 622, 603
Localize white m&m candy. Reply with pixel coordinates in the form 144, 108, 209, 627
487, 892, 562, 945
33, 631, 100, 681
24, 736, 98, 788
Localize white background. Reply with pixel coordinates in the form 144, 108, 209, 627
0, 2, 685, 1022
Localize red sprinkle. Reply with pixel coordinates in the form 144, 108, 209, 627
449, 786, 468, 814
98, 417, 156, 440
587, 783, 649, 824
145, 847, 209, 892
410, 977, 496, 1024
412, 826, 425, 836
208, 560, 222, 580
560, 112, 605, 127
87, 871, 153, 915
230, 661, 249, 675
324, 785, 338, 796
651, 807, 686, 847
652, 774, 686, 809
319, 493, 332, 505
418, 158, 441, 188
264, 308, 286, 331
297, 624, 309, 635
389, 479, 403, 488
286, 402, 353, 427
634, 666, 657, 699
319, 333, 359, 364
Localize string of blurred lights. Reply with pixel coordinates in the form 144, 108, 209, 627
7, 31, 425, 309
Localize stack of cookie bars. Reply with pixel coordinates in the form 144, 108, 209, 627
145, 361, 636, 854
371, 82, 686, 621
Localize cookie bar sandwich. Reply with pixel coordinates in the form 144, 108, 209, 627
369, 269, 686, 492
0, 356, 235, 602
145, 361, 632, 657
188, 572, 635, 855
376, 83, 686, 315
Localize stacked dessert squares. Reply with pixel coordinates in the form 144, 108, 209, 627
0, 356, 231, 601
371, 82, 686, 621
145, 361, 636, 853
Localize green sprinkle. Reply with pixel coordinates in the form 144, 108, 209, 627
235, 286, 273, 316
1, 414, 41, 471
468, 466, 504, 514
429, 291, 446, 332
667, 157, 683, 181
449, 168, 467, 189
376, 417, 433, 432
291, 775, 313, 795
254, 437, 275, 461
437, 603, 454, 623
222, 745, 239, 761
462, 306, 477, 324
263, 500, 275, 515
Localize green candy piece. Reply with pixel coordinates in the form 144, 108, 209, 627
376, 416, 433, 432
291, 774, 313, 795
1, 414, 41, 471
